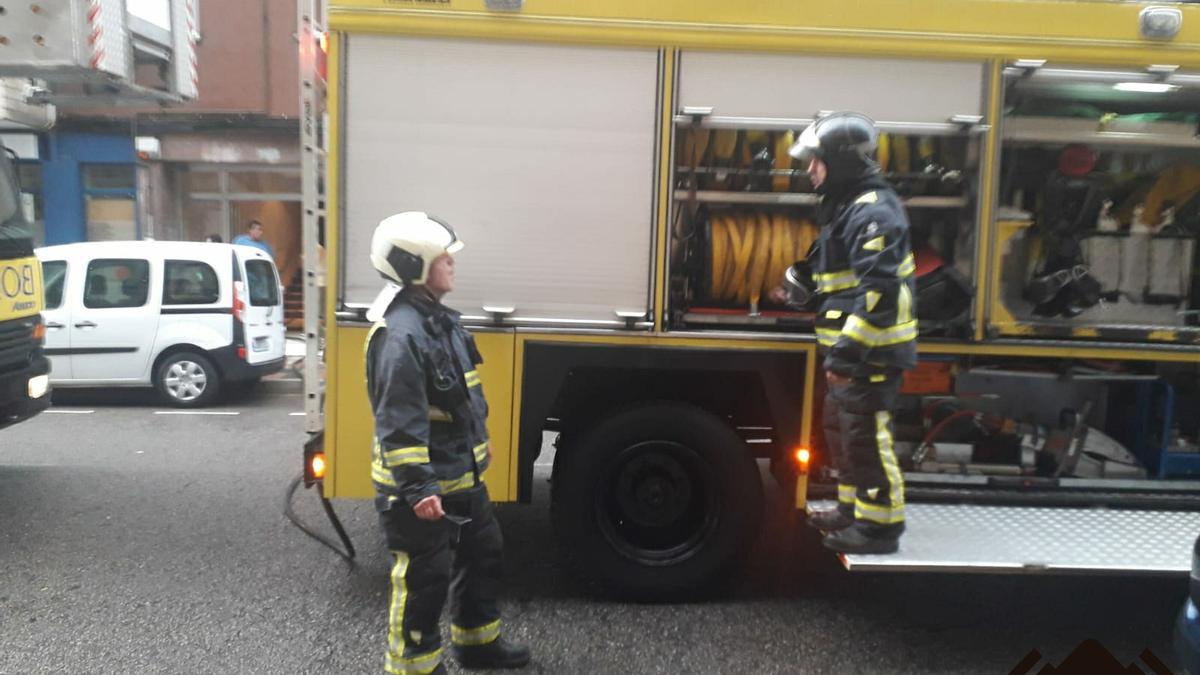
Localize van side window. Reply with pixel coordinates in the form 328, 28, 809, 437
245, 259, 280, 306
163, 260, 220, 305
41, 260, 67, 310
84, 259, 150, 309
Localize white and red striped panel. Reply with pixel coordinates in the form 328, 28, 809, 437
171, 0, 199, 99
85, 0, 132, 79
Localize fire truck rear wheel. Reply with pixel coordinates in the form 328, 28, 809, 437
551, 402, 763, 600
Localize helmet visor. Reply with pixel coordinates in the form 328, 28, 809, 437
427, 214, 465, 254
788, 124, 821, 162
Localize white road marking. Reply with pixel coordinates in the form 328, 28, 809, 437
46, 409, 95, 414
153, 411, 241, 416
289, 412, 306, 416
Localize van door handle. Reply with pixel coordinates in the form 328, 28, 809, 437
74, 321, 97, 329
46, 322, 64, 329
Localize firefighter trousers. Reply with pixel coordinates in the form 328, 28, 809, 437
378, 485, 504, 675
822, 374, 906, 536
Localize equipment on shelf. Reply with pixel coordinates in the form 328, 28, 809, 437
912, 247, 973, 333
1024, 145, 1105, 318
906, 398, 1146, 479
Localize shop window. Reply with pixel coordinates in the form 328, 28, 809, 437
183, 171, 221, 193
183, 197, 225, 242
83, 164, 136, 190
86, 196, 137, 241
164, 260, 220, 305
16, 163, 44, 247
84, 259, 150, 309
83, 163, 137, 241
41, 260, 66, 310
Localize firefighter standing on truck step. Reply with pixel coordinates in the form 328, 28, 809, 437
365, 211, 531, 674
789, 112, 916, 555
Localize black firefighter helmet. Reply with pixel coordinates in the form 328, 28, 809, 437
788, 111, 881, 188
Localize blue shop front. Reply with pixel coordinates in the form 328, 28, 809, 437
3, 130, 138, 247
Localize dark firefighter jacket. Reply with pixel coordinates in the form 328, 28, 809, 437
366, 289, 490, 512
813, 177, 918, 378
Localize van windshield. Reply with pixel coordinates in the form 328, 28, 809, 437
0, 148, 33, 259
245, 259, 280, 306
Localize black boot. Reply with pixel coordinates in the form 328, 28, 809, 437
453, 637, 531, 670
822, 523, 902, 554
807, 507, 853, 531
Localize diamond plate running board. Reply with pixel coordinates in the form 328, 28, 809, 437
808, 501, 1200, 575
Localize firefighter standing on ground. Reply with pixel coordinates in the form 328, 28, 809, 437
365, 212, 531, 674
785, 112, 917, 554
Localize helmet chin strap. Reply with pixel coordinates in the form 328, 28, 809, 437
400, 281, 446, 304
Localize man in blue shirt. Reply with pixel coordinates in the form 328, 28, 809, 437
232, 220, 274, 258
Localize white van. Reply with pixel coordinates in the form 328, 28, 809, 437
35, 241, 286, 407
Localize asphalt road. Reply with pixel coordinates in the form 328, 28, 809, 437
0, 389, 1187, 674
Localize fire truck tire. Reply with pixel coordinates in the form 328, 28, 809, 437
551, 401, 763, 600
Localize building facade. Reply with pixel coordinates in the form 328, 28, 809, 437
5, 0, 301, 289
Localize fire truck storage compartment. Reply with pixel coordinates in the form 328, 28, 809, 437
339, 36, 660, 326
991, 63, 1200, 343
668, 51, 986, 336
875, 355, 1200, 485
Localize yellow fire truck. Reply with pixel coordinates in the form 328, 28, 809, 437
298, 0, 1200, 596
0, 147, 48, 429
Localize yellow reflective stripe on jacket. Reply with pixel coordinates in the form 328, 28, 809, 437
384, 446, 431, 468
897, 284, 914, 324
865, 290, 882, 312
464, 370, 482, 388
815, 269, 859, 293
472, 442, 489, 464
842, 315, 918, 347
368, 320, 386, 343
372, 463, 399, 488
837, 484, 857, 505
438, 471, 477, 494
897, 254, 916, 278
816, 328, 842, 347
855, 498, 906, 525
385, 647, 443, 675
451, 619, 501, 647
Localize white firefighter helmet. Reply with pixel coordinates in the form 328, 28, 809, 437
369, 211, 464, 286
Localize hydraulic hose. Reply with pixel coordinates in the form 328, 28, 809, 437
284, 472, 357, 563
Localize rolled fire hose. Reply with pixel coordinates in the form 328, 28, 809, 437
709, 213, 818, 307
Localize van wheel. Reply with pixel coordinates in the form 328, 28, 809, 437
155, 353, 221, 407
551, 402, 763, 600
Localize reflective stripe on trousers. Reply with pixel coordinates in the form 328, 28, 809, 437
451, 619, 501, 646
387, 552, 444, 674
854, 411, 905, 525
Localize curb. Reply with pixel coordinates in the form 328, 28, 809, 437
261, 377, 304, 395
